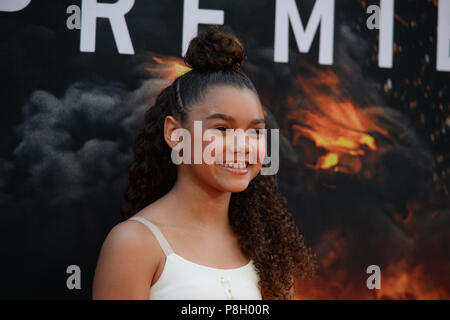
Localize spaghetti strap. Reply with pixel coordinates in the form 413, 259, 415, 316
128, 216, 174, 256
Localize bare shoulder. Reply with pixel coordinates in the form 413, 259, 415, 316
92, 218, 164, 299
102, 219, 163, 258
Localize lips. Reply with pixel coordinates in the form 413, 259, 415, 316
216, 162, 250, 175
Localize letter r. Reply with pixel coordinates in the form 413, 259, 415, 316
80, 0, 135, 54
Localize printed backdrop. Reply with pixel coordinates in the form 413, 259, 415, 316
0, 0, 449, 299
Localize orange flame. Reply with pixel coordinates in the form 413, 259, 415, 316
317, 153, 339, 169
375, 260, 448, 299
145, 56, 191, 82
287, 65, 389, 173
291, 230, 448, 299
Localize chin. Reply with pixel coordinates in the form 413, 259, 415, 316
213, 163, 261, 186
216, 179, 255, 193
217, 181, 251, 193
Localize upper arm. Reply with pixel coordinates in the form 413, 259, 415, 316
92, 221, 160, 300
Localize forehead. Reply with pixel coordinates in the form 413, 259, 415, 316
187, 85, 264, 121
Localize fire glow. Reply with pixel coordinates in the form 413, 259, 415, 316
287, 66, 388, 174
282, 64, 448, 300
145, 56, 191, 81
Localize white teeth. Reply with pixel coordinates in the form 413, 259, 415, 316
217, 162, 247, 169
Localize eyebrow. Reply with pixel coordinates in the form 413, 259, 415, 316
204, 113, 265, 125
205, 113, 233, 122
252, 118, 266, 125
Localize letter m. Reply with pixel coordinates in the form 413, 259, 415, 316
274, 0, 335, 65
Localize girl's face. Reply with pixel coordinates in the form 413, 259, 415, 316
167, 85, 266, 193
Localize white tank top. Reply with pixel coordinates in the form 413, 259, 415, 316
128, 216, 263, 300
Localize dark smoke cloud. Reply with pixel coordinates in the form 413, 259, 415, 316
0, 75, 171, 298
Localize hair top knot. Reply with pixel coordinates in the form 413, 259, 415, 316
184, 25, 245, 72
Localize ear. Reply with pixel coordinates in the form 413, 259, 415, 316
164, 115, 182, 149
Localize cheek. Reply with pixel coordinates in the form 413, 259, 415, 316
248, 136, 266, 165
201, 134, 225, 163
258, 138, 266, 163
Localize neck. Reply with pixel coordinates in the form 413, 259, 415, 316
165, 167, 233, 233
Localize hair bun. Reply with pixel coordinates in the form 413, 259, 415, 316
184, 25, 245, 72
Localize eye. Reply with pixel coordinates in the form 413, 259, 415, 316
248, 128, 265, 135
215, 126, 228, 132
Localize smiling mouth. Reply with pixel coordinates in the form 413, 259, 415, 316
215, 162, 250, 175
215, 162, 249, 169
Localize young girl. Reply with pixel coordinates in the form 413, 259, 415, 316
92, 25, 316, 300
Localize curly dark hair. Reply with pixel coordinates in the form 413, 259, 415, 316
121, 25, 317, 299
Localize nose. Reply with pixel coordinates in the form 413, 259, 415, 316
233, 131, 250, 159
222, 129, 253, 163
236, 138, 249, 153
